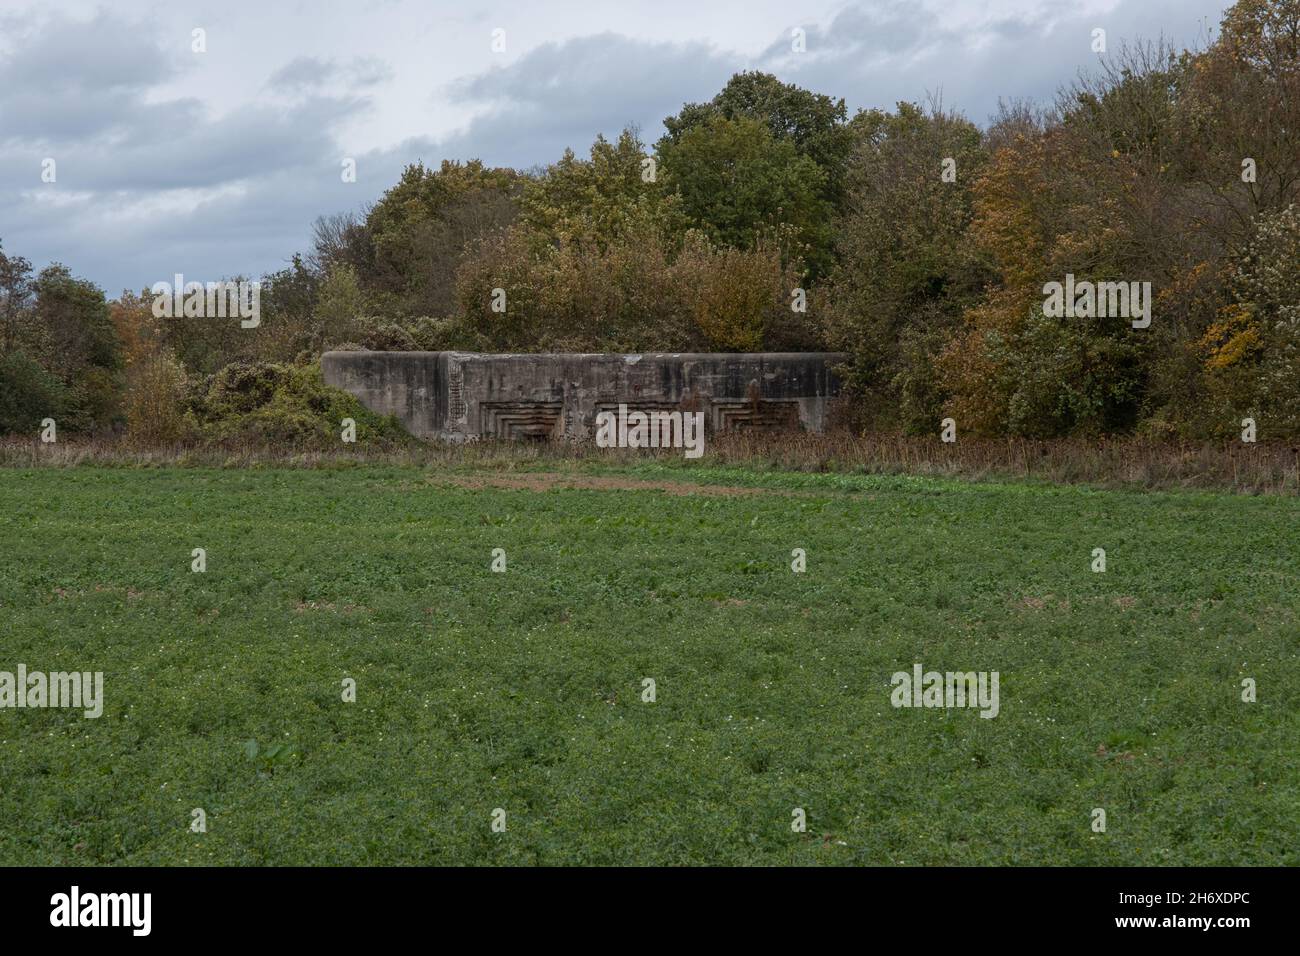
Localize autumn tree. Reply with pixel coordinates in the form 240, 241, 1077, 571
520, 128, 683, 248
823, 102, 989, 431
362, 159, 521, 317
1178, 0, 1300, 241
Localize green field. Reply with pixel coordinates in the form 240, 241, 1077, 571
0, 464, 1296, 865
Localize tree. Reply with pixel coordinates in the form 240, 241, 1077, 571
823, 102, 989, 431
1196, 202, 1300, 437
453, 210, 809, 354
935, 56, 1170, 436
661, 71, 854, 207
657, 114, 829, 275
363, 159, 520, 317
0, 243, 125, 435
659, 73, 852, 277
309, 211, 372, 280
315, 262, 367, 347
1177, 0, 1300, 245
110, 291, 189, 444
0, 351, 69, 435
520, 128, 682, 249
0, 241, 34, 355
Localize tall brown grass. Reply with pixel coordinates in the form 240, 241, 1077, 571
4, 432, 1298, 495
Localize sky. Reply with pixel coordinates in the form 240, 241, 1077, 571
0, 0, 1232, 297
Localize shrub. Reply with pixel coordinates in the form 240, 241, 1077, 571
1196, 204, 1300, 438
0, 350, 69, 435
185, 361, 410, 448
123, 348, 190, 445
993, 309, 1145, 437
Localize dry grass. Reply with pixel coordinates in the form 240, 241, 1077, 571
2, 432, 1298, 494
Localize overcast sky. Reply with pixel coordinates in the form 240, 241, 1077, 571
0, 0, 1231, 297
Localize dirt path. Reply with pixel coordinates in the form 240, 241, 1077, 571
425, 472, 820, 497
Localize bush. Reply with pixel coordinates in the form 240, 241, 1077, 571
453, 212, 815, 354
0, 350, 69, 435
1196, 204, 1300, 438
992, 310, 1145, 437
123, 348, 190, 445
184, 361, 410, 448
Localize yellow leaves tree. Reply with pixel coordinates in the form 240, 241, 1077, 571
110, 292, 188, 444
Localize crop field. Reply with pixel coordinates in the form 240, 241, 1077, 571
0, 464, 1296, 865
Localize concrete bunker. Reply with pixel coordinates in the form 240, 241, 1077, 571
321, 351, 846, 442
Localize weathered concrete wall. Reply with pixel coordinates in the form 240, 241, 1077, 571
320, 351, 449, 438
321, 351, 845, 441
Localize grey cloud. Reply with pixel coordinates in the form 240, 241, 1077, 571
0, 10, 388, 293
1, 136, 428, 296
267, 55, 394, 92
0, 11, 186, 143
0, 89, 372, 194
440, 32, 738, 166
754, 0, 1228, 125
268, 56, 336, 89
0, 90, 203, 144
0, 9, 376, 193
0, 10, 176, 92
89, 95, 371, 192
759, 1, 926, 65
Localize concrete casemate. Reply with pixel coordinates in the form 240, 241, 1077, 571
321, 351, 846, 442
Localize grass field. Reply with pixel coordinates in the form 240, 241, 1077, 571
1, 463, 1296, 865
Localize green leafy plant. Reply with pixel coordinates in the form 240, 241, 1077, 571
243, 739, 299, 776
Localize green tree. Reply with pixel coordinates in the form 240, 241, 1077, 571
30, 265, 122, 432
0, 351, 69, 435
315, 262, 367, 346
661, 71, 854, 207
520, 128, 683, 249
657, 114, 829, 275
0, 241, 34, 356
